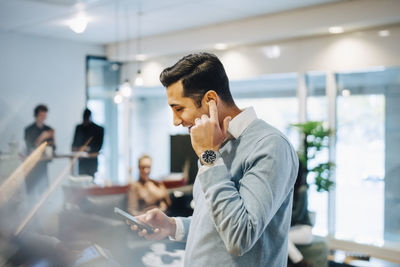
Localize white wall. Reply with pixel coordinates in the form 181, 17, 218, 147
0, 31, 104, 155
127, 24, 400, 86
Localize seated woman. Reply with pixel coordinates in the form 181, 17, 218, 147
127, 154, 171, 216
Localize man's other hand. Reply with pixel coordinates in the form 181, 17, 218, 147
129, 208, 176, 241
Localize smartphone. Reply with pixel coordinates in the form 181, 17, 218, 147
114, 207, 154, 234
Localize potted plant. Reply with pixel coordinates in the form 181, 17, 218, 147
291, 121, 334, 192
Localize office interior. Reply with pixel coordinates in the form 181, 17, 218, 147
0, 0, 400, 266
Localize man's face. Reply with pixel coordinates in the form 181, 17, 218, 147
166, 80, 208, 133
139, 158, 152, 181
36, 111, 47, 124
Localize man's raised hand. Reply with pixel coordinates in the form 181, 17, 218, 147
190, 100, 231, 157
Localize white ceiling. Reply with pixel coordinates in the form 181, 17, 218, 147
0, 0, 345, 45
2, 0, 400, 60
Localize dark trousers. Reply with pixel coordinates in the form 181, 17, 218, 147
25, 161, 49, 198
78, 158, 98, 177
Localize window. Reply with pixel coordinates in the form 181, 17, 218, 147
232, 73, 299, 148
335, 67, 400, 245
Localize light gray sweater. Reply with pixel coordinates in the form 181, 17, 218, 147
178, 118, 299, 266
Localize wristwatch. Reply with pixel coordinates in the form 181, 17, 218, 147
200, 150, 220, 166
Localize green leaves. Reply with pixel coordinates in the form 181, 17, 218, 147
291, 121, 335, 192
311, 162, 335, 192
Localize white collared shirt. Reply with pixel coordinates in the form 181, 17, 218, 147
226, 106, 257, 139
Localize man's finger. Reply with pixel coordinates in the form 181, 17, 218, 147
222, 116, 232, 136
208, 100, 218, 122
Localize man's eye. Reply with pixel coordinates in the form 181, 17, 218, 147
175, 107, 183, 112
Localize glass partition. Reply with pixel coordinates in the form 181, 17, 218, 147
335, 67, 400, 246
306, 72, 329, 236
232, 73, 299, 148
86, 56, 121, 183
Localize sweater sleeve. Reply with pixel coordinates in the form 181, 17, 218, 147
171, 216, 191, 242
198, 134, 298, 256
175, 216, 191, 243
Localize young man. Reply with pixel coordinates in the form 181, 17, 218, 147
24, 104, 55, 198
71, 108, 104, 177
131, 53, 299, 266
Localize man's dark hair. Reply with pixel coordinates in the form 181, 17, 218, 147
83, 108, 92, 121
159, 52, 234, 107
34, 104, 48, 117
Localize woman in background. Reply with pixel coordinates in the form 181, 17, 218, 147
127, 154, 171, 216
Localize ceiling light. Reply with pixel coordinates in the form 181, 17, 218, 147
110, 63, 119, 71
120, 80, 132, 97
133, 9, 145, 87
378, 30, 390, 37
329, 26, 344, 34
134, 76, 144, 86
214, 43, 227, 50
262, 45, 281, 59
134, 70, 144, 86
113, 90, 123, 104
69, 14, 88, 34
341, 89, 351, 97
135, 54, 146, 61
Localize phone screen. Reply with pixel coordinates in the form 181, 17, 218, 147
114, 207, 154, 233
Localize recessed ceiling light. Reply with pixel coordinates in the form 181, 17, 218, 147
262, 45, 281, 59
135, 54, 146, 61
214, 43, 227, 50
329, 26, 344, 34
69, 14, 88, 34
378, 30, 390, 37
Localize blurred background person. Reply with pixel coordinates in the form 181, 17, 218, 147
127, 154, 171, 216
71, 108, 104, 178
24, 104, 55, 199
288, 170, 313, 267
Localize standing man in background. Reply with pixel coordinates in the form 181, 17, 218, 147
72, 108, 104, 178
130, 53, 299, 266
24, 104, 55, 198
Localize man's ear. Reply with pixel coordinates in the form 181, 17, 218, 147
202, 90, 218, 106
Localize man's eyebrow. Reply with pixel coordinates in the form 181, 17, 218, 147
169, 104, 179, 107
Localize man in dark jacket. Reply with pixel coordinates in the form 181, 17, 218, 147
72, 108, 104, 177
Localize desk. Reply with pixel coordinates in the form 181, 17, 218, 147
62, 184, 130, 206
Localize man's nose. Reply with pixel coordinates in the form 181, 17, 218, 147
173, 113, 182, 126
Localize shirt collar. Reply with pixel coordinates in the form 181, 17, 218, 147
227, 107, 257, 139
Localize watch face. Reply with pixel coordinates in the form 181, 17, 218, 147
202, 150, 217, 164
